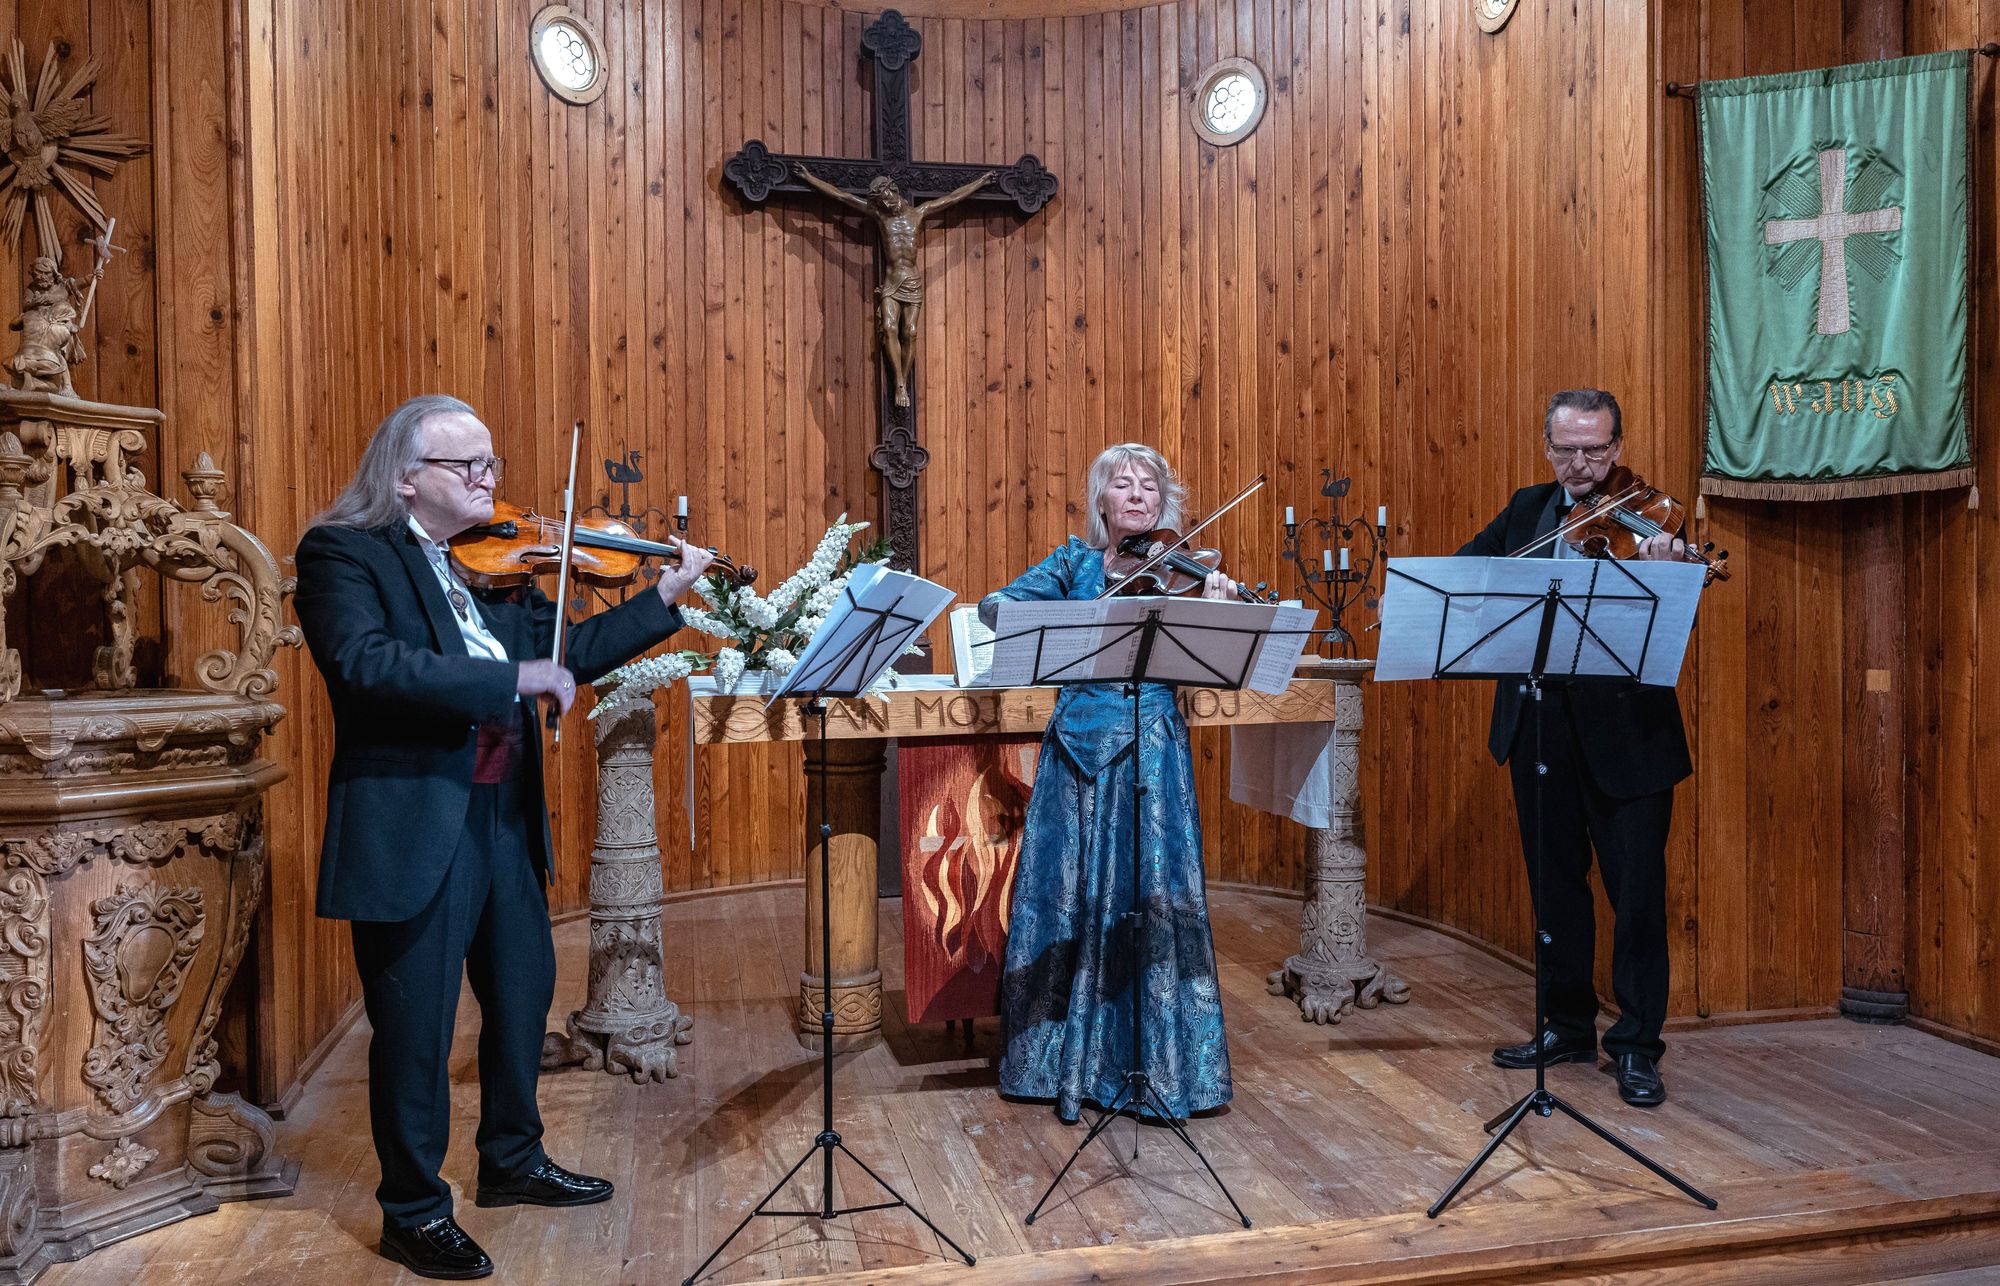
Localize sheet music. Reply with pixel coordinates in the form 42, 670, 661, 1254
990, 597, 1319, 693
949, 605, 998, 685
769, 564, 955, 701
1375, 556, 1703, 686
1248, 604, 1319, 692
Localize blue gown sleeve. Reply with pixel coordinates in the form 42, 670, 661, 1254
979, 541, 1079, 627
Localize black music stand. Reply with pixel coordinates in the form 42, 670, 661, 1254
1378, 555, 1715, 1219
987, 596, 1315, 1230
682, 568, 970, 1284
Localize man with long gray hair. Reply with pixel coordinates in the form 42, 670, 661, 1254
293, 394, 713, 1279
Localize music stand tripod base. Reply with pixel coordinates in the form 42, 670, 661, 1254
682, 577, 974, 1283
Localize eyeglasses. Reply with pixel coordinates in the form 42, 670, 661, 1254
421, 456, 505, 485
1545, 442, 1615, 463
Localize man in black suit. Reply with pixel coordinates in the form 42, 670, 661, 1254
294, 395, 713, 1278
1456, 388, 1689, 1108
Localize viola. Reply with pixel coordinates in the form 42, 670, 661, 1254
448, 499, 757, 591
1104, 527, 1275, 604
1558, 466, 1730, 585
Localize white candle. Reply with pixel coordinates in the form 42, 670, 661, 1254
1339, 547, 1350, 571
1321, 548, 1333, 573
1377, 505, 1388, 528
1284, 505, 1295, 527
676, 495, 688, 518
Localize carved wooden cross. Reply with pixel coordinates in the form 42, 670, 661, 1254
723, 9, 1056, 572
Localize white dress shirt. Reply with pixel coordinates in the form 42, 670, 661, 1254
407, 517, 511, 663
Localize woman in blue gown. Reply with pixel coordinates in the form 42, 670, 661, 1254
980, 444, 1236, 1123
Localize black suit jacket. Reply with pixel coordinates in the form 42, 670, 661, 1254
294, 522, 683, 921
1456, 482, 1692, 800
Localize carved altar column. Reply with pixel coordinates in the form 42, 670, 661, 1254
1269, 659, 1410, 1023
543, 695, 692, 1080
800, 736, 887, 1051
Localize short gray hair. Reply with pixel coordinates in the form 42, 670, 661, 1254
1084, 443, 1186, 549
1543, 388, 1622, 442
310, 394, 477, 529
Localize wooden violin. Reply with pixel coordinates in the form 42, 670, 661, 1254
1522, 466, 1730, 585
1095, 474, 1277, 603
1104, 528, 1276, 603
448, 499, 757, 590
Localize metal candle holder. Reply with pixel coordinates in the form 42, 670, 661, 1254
1282, 470, 1388, 658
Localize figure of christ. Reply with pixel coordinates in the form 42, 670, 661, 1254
794, 164, 994, 408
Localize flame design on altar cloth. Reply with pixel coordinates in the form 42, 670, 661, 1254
916, 743, 1036, 971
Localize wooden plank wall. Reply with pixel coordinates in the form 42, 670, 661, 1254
10, 0, 1999, 1102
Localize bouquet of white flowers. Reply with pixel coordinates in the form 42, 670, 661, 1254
590, 515, 895, 716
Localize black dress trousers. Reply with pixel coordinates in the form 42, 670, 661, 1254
1505, 687, 1673, 1062
349, 759, 557, 1229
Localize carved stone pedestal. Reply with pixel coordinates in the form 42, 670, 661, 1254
542, 696, 692, 1081
0, 693, 298, 1283
1268, 659, 1411, 1024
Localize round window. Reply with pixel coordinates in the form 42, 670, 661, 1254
530, 6, 608, 106
1192, 59, 1267, 147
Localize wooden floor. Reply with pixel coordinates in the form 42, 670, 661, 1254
49, 886, 2000, 1284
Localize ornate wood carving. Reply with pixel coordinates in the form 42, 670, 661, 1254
0, 1147, 33, 1258
721, 9, 1056, 572
82, 884, 206, 1116
542, 698, 694, 1081
0, 392, 301, 705
1269, 662, 1412, 1023
86, 1137, 157, 1190
0, 868, 46, 1124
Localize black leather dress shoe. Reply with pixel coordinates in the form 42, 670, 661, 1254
1491, 1030, 1598, 1070
379, 1216, 493, 1280
1610, 1053, 1667, 1106
475, 1158, 615, 1208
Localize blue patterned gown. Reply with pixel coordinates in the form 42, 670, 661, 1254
986, 538, 1233, 1122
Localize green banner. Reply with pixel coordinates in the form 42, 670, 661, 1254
1698, 51, 1972, 499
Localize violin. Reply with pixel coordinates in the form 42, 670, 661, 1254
1095, 475, 1277, 604
448, 499, 757, 591
1104, 528, 1276, 603
1550, 466, 1730, 585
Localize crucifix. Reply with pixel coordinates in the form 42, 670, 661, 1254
723, 9, 1056, 572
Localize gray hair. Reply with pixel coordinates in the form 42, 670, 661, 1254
310, 394, 477, 529
1543, 388, 1623, 442
1084, 443, 1186, 549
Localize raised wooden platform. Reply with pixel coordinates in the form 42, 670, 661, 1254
46, 887, 2000, 1283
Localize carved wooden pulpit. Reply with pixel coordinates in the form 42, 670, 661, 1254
0, 385, 301, 1277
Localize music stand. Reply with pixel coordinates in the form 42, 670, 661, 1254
987, 595, 1316, 1229
682, 566, 970, 1284
1375, 554, 1715, 1219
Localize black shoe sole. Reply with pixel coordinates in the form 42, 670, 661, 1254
1491, 1047, 1598, 1070
473, 1185, 614, 1209
377, 1241, 494, 1280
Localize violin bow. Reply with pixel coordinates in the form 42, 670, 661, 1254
1091, 473, 1268, 600
1506, 479, 1647, 559
546, 420, 584, 745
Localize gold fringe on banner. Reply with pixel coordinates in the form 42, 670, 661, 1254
1698, 467, 1975, 502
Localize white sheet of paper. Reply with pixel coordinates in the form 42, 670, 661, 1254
1375, 555, 1703, 687
950, 605, 999, 685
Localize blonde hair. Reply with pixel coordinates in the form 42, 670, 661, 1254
1084, 443, 1186, 549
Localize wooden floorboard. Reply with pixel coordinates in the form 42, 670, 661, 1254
42, 887, 2000, 1284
